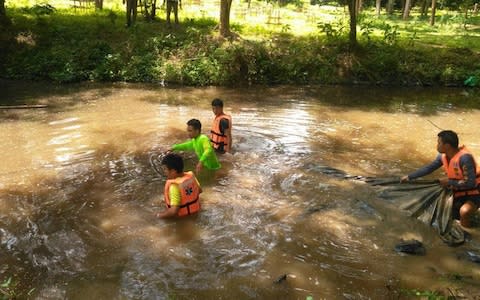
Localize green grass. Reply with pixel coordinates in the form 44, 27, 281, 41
1, 0, 480, 85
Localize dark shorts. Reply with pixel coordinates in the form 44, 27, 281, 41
452, 195, 480, 220
214, 147, 225, 155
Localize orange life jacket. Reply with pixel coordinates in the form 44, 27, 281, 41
210, 113, 232, 152
164, 171, 200, 217
441, 146, 480, 197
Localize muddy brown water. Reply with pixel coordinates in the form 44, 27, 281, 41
1, 81, 480, 299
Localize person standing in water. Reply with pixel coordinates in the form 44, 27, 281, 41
210, 98, 232, 154
170, 119, 221, 174
156, 153, 201, 218
401, 130, 480, 228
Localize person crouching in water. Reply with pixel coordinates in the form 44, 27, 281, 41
170, 118, 221, 174
156, 153, 202, 218
401, 130, 480, 228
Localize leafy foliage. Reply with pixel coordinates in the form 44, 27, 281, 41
1, 3, 480, 86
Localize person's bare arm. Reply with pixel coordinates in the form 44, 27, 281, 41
156, 206, 179, 218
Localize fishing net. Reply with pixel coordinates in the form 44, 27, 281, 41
307, 164, 465, 246
366, 178, 465, 246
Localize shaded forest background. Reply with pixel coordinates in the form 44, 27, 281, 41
0, 0, 479, 86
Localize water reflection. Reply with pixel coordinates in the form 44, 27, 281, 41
0, 81, 480, 298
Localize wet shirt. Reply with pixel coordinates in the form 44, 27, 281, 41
172, 134, 221, 170
408, 153, 478, 190
168, 184, 181, 206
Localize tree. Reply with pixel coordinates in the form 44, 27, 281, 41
386, 0, 394, 14
95, 0, 103, 9
347, 0, 358, 46
124, 0, 138, 26
403, 0, 412, 19
219, 0, 233, 37
430, 0, 436, 25
420, 0, 429, 17
375, 0, 381, 16
0, 0, 8, 24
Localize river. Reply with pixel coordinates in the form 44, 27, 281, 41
1, 80, 480, 299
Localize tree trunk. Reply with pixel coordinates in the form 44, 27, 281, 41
0, 0, 7, 24
220, 0, 233, 37
126, 0, 138, 27
151, 0, 157, 19
403, 0, 411, 19
356, 0, 363, 13
375, 0, 381, 16
420, 0, 428, 17
430, 0, 436, 25
386, 0, 394, 14
347, 0, 357, 46
95, 0, 103, 9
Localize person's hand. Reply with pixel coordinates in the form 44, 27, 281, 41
400, 175, 409, 183
438, 178, 449, 187
195, 162, 203, 173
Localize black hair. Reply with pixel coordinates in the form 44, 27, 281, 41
438, 130, 459, 148
187, 119, 202, 131
161, 153, 184, 173
211, 98, 224, 108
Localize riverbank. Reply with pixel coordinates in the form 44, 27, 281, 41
1, 4, 480, 87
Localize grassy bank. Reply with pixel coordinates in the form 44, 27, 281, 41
1, 0, 480, 86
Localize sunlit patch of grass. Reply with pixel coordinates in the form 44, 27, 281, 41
3, 0, 480, 84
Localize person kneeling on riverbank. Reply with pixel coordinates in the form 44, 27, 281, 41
156, 153, 202, 218
401, 130, 480, 228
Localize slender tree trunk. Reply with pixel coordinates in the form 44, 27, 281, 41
375, 0, 381, 16
403, 0, 411, 19
347, 0, 357, 46
220, 0, 233, 37
126, 0, 138, 26
430, 0, 436, 25
151, 0, 157, 18
0, 0, 7, 24
386, 0, 394, 14
356, 0, 363, 13
420, 0, 428, 17
95, 0, 103, 9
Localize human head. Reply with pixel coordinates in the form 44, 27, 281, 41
437, 130, 459, 153
161, 153, 184, 178
186, 119, 201, 138
211, 98, 224, 116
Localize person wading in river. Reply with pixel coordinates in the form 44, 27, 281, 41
156, 153, 202, 218
210, 98, 232, 154
401, 130, 480, 228
169, 119, 221, 174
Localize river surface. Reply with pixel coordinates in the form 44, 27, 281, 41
1, 80, 480, 299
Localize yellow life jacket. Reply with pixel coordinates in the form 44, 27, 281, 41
441, 146, 480, 197
164, 171, 200, 217
210, 113, 232, 152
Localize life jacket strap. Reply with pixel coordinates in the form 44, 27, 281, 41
210, 129, 226, 138
179, 197, 199, 215
454, 187, 480, 197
